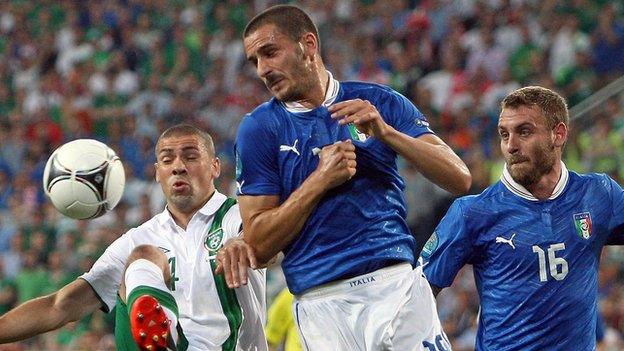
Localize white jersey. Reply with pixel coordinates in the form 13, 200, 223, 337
81, 191, 267, 351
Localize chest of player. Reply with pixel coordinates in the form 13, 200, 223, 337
473, 198, 610, 286
275, 108, 394, 196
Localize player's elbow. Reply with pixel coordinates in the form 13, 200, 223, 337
51, 293, 81, 326
448, 167, 472, 195
245, 239, 275, 266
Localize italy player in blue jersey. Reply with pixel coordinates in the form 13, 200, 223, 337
235, 4, 471, 351
422, 86, 624, 351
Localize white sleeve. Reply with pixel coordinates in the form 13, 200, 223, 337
80, 230, 135, 312
222, 204, 243, 240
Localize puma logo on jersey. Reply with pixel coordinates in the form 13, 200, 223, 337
279, 139, 300, 156
496, 233, 516, 249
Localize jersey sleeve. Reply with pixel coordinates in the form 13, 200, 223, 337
235, 114, 281, 196
380, 89, 434, 139
80, 231, 133, 312
606, 175, 624, 239
421, 199, 475, 289
222, 204, 243, 240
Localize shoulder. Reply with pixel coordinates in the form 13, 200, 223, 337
122, 213, 166, 240
222, 201, 243, 238
568, 171, 620, 197
340, 81, 401, 101
245, 99, 282, 123
571, 171, 611, 184
568, 171, 613, 191
238, 100, 282, 137
455, 182, 507, 215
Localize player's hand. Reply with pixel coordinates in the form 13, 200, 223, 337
214, 238, 258, 289
314, 140, 357, 189
328, 99, 391, 140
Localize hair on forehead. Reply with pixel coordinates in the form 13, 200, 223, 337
501, 86, 569, 129
244, 5, 320, 50
156, 124, 215, 156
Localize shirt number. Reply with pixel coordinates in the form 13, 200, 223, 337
168, 257, 180, 291
532, 243, 568, 282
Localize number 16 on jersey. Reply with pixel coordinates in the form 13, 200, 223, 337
532, 243, 568, 282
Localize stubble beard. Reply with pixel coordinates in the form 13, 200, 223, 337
508, 140, 557, 188
169, 192, 196, 213
276, 53, 317, 103
278, 73, 315, 103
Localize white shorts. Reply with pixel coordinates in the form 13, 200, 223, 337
293, 263, 451, 351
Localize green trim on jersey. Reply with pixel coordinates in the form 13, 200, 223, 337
209, 198, 243, 351
114, 287, 189, 351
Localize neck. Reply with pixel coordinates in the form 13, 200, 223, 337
526, 161, 562, 200
296, 68, 329, 109
168, 190, 214, 230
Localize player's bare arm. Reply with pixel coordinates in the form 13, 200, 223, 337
0, 279, 101, 343
239, 141, 357, 264
329, 99, 471, 195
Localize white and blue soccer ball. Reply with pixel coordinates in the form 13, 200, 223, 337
43, 139, 125, 220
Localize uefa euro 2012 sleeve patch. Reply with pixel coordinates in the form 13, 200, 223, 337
421, 232, 439, 259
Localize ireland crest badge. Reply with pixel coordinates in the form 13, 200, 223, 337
205, 227, 224, 256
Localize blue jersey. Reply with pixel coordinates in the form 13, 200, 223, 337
235, 78, 433, 294
422, 165, 624, 350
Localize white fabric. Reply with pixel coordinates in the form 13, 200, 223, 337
124, 258, 179, 343
293, 263, 449, 351
501, 161, 569, 201
282, 71, 339, 113
81, 191, 267, 351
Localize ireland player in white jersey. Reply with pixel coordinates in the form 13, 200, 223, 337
0, 124, 268, 351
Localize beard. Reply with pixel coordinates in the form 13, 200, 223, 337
266, 52, 317, 103
168, 192, 196, 213
507, 139, 557, 188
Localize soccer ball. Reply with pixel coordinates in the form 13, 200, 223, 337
43, 139, 125, 220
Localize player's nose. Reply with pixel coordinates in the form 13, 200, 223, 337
171, 157, 187, 175
256, 58, 272, 79
506, 133, 520, 154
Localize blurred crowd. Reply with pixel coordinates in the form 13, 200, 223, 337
0, 0, 622, 350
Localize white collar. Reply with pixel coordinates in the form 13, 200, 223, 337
501, 161, 569, 201
282, 70, 340, 113
157, 190, 227, 226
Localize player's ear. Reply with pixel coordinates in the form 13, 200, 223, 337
552, 122, 567, 148
212, 157, 221, 179
154, 163, 160, 183
300, 32, 318, 59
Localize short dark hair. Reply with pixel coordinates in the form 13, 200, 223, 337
155, 124, 215, 156
501, 86, 569, 129
244, 5, 320, 51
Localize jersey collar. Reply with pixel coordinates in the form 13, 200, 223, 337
501, 161, 569, 201
282, 70, 340, 113
157, 190, 228, 226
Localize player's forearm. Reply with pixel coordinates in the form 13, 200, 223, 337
243, 174, 328, 264
381, 129, 471, 195
0, 295, 74, 342
0, 280, 99, 343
